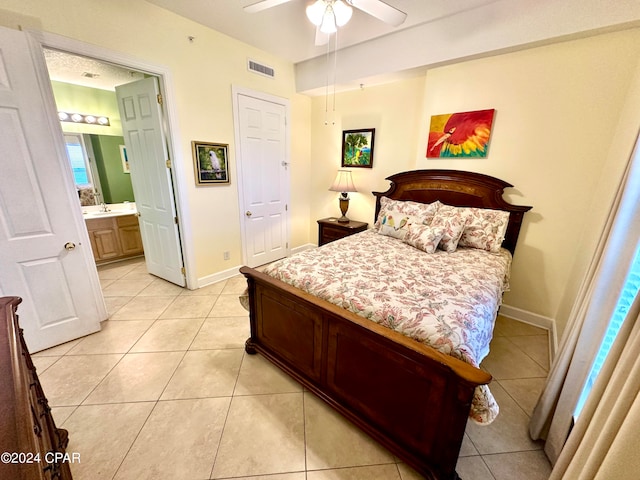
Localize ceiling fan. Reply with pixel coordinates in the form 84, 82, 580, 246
243, 0, 407, 44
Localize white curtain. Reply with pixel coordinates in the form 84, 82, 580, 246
550, 291, 640, 479
529, 133, 640, 465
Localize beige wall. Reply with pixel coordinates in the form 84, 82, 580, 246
0, 0, 312, 282
3, 0, 638, 337
309, 29, 640, 338
309, 76, 426, 237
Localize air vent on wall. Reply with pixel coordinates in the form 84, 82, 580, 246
248, 59, 275, 78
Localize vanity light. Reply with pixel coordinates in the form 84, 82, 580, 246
58, 111, 111, 126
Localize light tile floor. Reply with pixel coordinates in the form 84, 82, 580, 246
33, 257, 553, 480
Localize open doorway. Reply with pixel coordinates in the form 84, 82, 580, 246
43, 48, 187, 287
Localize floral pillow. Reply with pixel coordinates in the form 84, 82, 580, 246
430, 206, 471, 252
375, 197, 440, 231
378, 210, 421, 240
403, 224, 445, 254
458, 208, 510, 253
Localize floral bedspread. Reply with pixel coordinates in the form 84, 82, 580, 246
262, 229, 512, 424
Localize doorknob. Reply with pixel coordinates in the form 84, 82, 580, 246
245, 211, 252, 217
64, 242, 76, 251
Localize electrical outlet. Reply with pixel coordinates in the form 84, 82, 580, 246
223, 251, 230, 261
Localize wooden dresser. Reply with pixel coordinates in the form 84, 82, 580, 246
0, 297, 73, 480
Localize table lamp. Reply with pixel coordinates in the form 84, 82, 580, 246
329, 170, 357, 223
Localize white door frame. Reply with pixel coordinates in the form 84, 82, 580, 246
232, 85, 291, 266
27, 29, 197, 289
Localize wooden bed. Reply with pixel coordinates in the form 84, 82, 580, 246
240, 170, 532, 480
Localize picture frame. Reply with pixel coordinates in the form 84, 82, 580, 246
119, 145, 130, 173
191, 141, 230, 185
426, 109, 495, 158
341, 128, 375, 168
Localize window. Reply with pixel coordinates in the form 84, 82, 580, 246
64, 134, 93, 187
574, 244, 640, 418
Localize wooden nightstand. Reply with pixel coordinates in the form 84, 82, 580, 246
317, 217, 368, 246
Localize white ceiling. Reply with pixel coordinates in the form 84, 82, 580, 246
144, 0, 499, 64
43, 0, 640, 94
44, 49, 145, 91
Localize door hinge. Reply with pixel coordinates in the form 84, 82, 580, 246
157, 93, 163, 105
181, 267, 186, 276
174, 216, 178, 224
285, 204, 288, 211
166, 159, 172, 169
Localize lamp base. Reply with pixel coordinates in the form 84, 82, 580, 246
337, 196, 350, 223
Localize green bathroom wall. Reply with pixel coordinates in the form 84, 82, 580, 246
90, 134, 135, 203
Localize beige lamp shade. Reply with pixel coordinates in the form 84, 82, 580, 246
329, 170, 357, 193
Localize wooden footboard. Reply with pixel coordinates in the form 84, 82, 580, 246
241, 266, 492, 480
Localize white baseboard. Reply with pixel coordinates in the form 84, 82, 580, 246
499, 304, 558, 360
193, 243, 315, 289
196, 265, 244, 289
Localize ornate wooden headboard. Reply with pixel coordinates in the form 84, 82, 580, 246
373, 169, 532, 255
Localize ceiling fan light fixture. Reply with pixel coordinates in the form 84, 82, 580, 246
333, 0, 352, 26
319, 8, 337, 33
306, 0, 326, 26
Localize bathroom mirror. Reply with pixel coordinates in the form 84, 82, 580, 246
64, 133, 135, 206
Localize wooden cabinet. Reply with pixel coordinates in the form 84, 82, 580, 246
86, 214, 144, 264
117, 215, 144, 255
0, 297, 74, 480
317, 218, 368, 246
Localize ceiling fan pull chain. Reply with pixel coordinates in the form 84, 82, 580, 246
332, 29, 338, 125
325, 34, 331, 125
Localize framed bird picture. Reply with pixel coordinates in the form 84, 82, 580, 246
192, 141, 230, 185
426, 109, 495, 158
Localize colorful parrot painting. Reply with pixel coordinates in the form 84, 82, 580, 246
426, 109, 495, 158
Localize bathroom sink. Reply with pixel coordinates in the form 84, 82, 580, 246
84, 209, 136, 218
82, 203, 137, 218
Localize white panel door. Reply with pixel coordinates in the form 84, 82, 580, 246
237, 94, 289, 267
0, 27, 103, 352
115, 78, 185, 286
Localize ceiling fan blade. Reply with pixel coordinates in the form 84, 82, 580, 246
315, 26, 330, 46
349, 0, 407, 26
243, 0, 294, 14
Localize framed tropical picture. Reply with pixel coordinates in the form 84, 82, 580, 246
341, 128, 375, 168
192, 141, 230, 185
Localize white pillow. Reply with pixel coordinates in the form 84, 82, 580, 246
458, 207, 510, 253
430, 206, 471, 253
375, 197, 439, 231
378, 209, 421, 240
403, 224, 445, 254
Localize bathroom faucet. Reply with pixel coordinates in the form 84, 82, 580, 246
100, 202, 110, 213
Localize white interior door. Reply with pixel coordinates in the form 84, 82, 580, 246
115, 78, 185, 286
236, 92, 289, 267
0, 27, 103, 352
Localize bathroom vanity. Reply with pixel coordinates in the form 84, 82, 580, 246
83, 203, 143, 264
